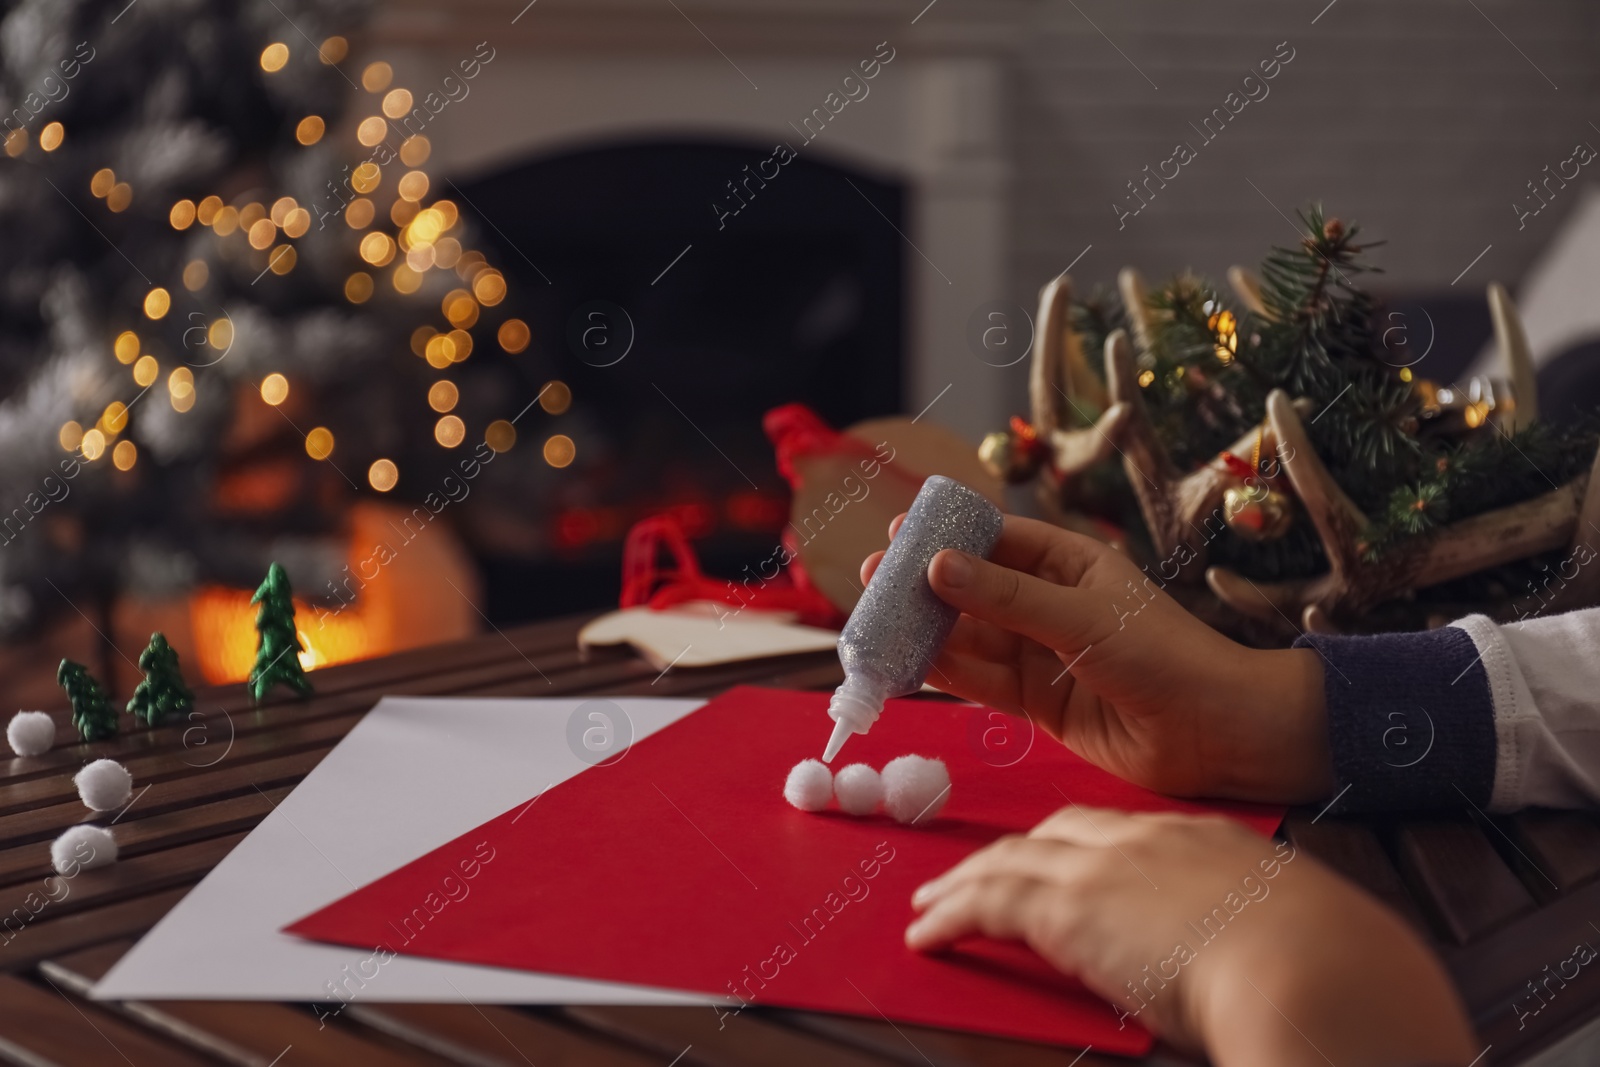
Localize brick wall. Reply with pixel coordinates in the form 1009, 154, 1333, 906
1008, 0, 1600, 299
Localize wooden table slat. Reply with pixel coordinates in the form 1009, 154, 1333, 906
562, 1004, 899, 1067
40, 940, 440, 1067
348, 1003, 664, 1067
0, 973, 217, 1067
0, 787, 289, 887
1, 617, 593, 784
771, 1008, 1122, 1066
0, 888, 191, 973
1279, 813, 1436, 939
0, 834, 245, 935
1506, 810, 1600, 896
1391, 820, 1537, 945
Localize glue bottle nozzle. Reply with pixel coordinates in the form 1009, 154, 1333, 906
823, 718, 852, 763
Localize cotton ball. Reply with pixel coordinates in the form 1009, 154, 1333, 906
882, 755, 951, 826
51, 824, 117, 876
833, 763, 883, 816
74, 759, 133, 812
7, 711, 54, 756
784, 759, 834, 812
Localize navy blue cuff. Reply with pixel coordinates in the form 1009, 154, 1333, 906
1293, 626, 1496, 813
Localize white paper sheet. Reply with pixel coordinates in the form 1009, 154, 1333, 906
94, 696, 714, 1004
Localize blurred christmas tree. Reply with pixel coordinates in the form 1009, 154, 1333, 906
0, 0, 531, 656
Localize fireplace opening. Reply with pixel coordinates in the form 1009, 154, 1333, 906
450, 138, 907, 623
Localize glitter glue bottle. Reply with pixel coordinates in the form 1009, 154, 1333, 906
822, 475, 1004, 762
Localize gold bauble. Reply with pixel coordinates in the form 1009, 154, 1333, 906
978, 430, 1040, 483
1223, 483, 1293, 541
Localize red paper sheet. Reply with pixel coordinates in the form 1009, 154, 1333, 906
288, 687, 1282, 1054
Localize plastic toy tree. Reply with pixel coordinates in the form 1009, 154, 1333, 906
59, 659, 116, 742
248, 563, 314, 704
127, 632, 195, 727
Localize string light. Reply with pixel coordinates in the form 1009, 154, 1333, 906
183, 260, 209, 291
447, 329, 472, 362
485, 420, 516, 453
39, 122, 63, 151
80, 429, 106, 461
397, 170, 429, 202
168, 367, 195, 412
359, 232, 395, 266
368, 459, 398, 491
113, 331, 140, 364
543, 434, 576, 468
432, 201, 459, 229
112, 439, 137, 471
260, 373, 289, 405
90, 168, 115, 197
356, 116, 387, 147
428, 380, 459, 412
295, 116, 325, 145
433, 237, 462, 269
213, 205, 239, 236
424, 334, 455, 368
390, 197, 419, 227
498, 319, 531, 354
305, 427, 335, 460
269, 197, 296, 225
196, 195, 222, 225
282, 207, 310, 238
319, 36, 348, 64
400, 135, 430, 166
346, 199, 375, 228
540, 381, 572, 415
133, 354, 159, 387
473, 270, 506, 306
361, 62, 393, 92
351, 162, 381, 194
143, 288, 171, 319
169, 199, 196, 229
408, 208, 445, 245
100, 401, 129, 435
59, 421, 83, 452
443, 289, 478, 328
107, 182, 132, 212
208, 319, 233, 350
268, 245, 297, 275
405, 244, 435, 272
1138, 369, 1156, 388
344, 272, 374, 303
391, 264, 422, 294
382, 89, 413, 119
260, 43, 289, 72
434, 415, 465, 448
248, 219, 277, 250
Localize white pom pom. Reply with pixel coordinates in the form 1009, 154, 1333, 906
784, 759, 834, 812
833, 763, 883, 816
74, 759, 133, 812
51, 824, 117, 876
882, 755, 951, 826
7, 711, 55, 757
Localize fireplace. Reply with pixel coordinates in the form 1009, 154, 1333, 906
370, 0, 1026, 621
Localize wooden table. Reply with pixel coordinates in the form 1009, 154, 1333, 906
3, 614, 1599, 1066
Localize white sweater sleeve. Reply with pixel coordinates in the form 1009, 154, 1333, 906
1452, 608, 1600, 811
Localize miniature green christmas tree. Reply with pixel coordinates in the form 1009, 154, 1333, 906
127, 632, 195, 727
58, 659, 116, 742
247, 563, 314, 704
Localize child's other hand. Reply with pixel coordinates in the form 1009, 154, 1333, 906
862, 514, 1333, 803
907, 807, 1477, 1066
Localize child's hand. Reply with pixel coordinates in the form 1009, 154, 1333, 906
907, 807, 1478, 1066
862, 514, 1333, 803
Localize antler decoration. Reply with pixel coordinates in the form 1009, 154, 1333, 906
1104, 320, 1310, 581
1206, 390, 1593, 629
993, 263, 1598, 632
